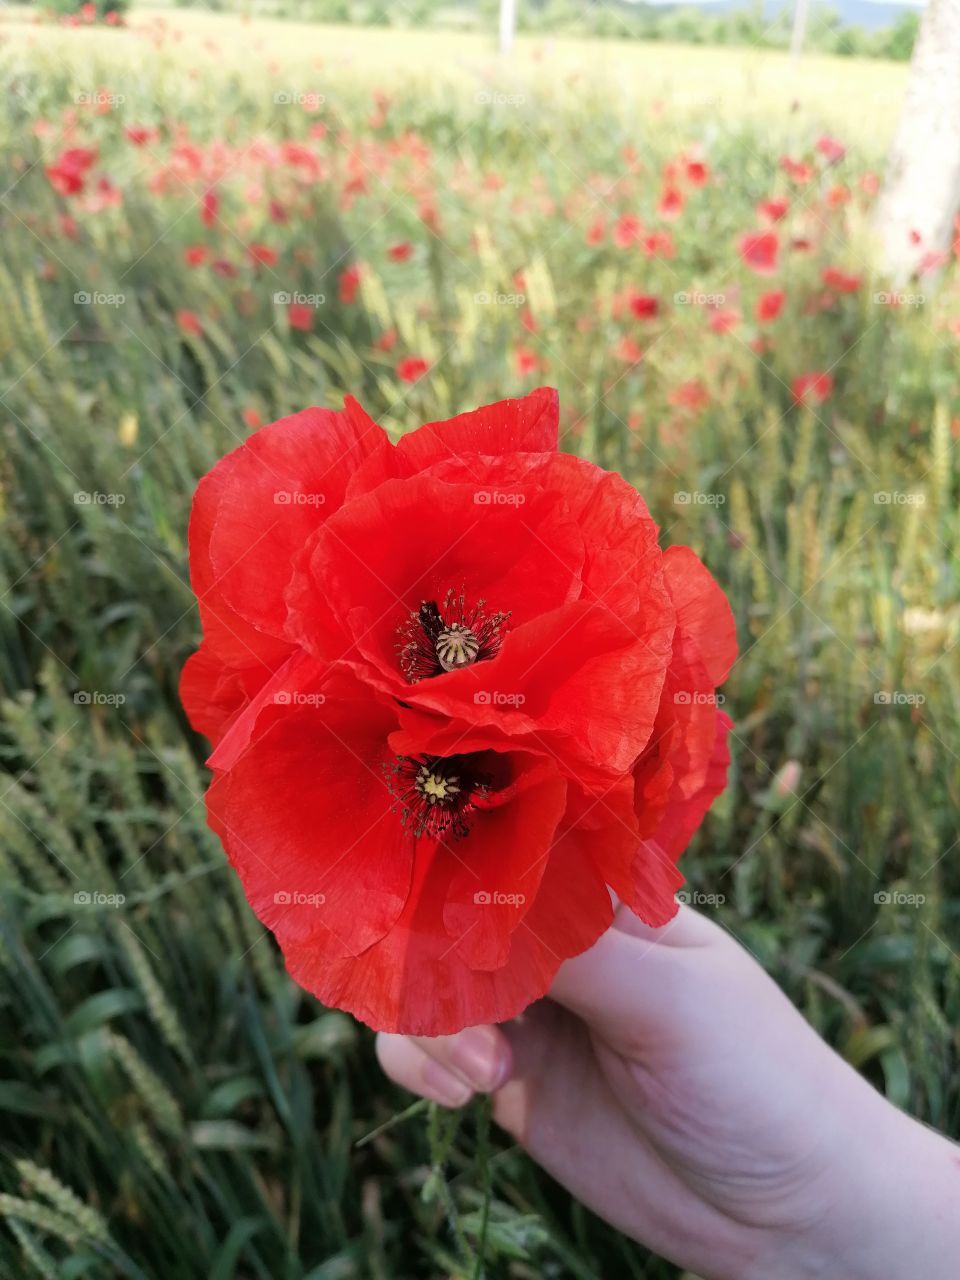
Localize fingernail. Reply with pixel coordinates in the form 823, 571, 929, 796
422, 1060, 473, 1108
449, 1027, 510, 1092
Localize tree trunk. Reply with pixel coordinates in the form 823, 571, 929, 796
874, 0, 960, 281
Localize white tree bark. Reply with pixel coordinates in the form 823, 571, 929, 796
499, 0, 517, 54
790, 0, 810, 60
874, 0, 960, 281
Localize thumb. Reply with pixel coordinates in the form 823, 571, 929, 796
546, 903, 718, 1048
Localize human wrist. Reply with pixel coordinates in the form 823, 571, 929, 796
746, 1091, 960, 1279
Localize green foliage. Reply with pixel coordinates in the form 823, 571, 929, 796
0, 26, 958, 1280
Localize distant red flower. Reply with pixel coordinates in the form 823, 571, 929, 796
514, 345, 542, 377
685, 158, 709, 186
669, 380, 709, 411
201, 190, 219, 228
183, 244, 208, 268
643, 230, 675, 259
180, 388, 736, 1033
374, 328, 398, 352
288, 303, 314, 332
248, 243, 278, 267
387, 241, 413, 262
46, 146, 97, 196
177, 310, 203, 337
816, 134, 846, 164
757, 197, 789, 223
243, 408, 263, 430
821, 267, 861, 293
658, 185, 684, 220
739, 231, 779, 276
339, 263, 362, 304
124, 126, 156, 147
628, 291, 659, 319
585, 216, 606, 245
780, 156, 813, 184
756, 290, 785, 323
792, 371, 833, 406
708, 309, 740, 334
396, 356, 429, 383
614, 214, 643, 248
614, 335, 643, 363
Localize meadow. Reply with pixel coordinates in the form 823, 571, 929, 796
0, 7, 958, 1278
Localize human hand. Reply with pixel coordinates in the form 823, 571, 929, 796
377, 904, 960, 1279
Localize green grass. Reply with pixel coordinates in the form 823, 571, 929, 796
0, 10, 958, 1278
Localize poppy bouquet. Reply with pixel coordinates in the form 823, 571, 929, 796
181, 388, 735, 1035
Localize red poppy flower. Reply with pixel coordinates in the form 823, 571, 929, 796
248, 243, 278, 268
613, 214, 643, 249
821, 267, 861, 294
46, 147, 97, 196
201, 190, 219, 227
792, 372, 834, 406
757, 197, 789, 223
756, 290, 785, 323
387, 241, 413, 262
738, 231, 779, 276
396, 356, 429, 383
183, 244, 208, 268
627, 291, 659, 319
288, 303, 314, 332
339, 263, 362, 304
815, 134, 846, 164
177, 310, 203, 337
181, 389, 735, 1033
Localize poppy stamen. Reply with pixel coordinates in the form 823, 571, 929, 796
397, 587, 510, 683
385, 754, 488, 839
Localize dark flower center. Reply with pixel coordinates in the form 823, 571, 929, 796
397, 588, 510, 683
385, 753, 489, 839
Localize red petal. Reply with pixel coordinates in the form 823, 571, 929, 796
209, 402, 390, 640
663, 545, 737, 685
207, 668, 413, 957
398, 387, 559, 468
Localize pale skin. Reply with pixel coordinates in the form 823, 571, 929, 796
377, 904, 960, 1279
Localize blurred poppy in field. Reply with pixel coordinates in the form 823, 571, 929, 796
183, 244, 208, 267
756, 289, 785, 323
248, 243, 278, 267
792, 371, 834, 406
614, 214, 643, 248
387, 241, 413, 262
339, 263, 362, 303
46, 146, 97, 196
816, 135, 846, 164
627, 291, 659, 319
757, 196, 789, 223
821, 267, 861, 293
181, 387, 735, 1032
708, 308, 740, 334
124, 126, 157, 147
396, 356, 429, 382
658, 185, 684, 220
780, 156, 814, 184
738, 230, 779, 276
288, 303, 314, 331
201, 189, 219, 227
177, 310, 203, 337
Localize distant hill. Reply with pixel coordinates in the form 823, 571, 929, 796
641, 0, 922, 31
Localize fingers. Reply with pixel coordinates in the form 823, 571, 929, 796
548, 904, 731, 1048
376, 1025, 512, 1108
